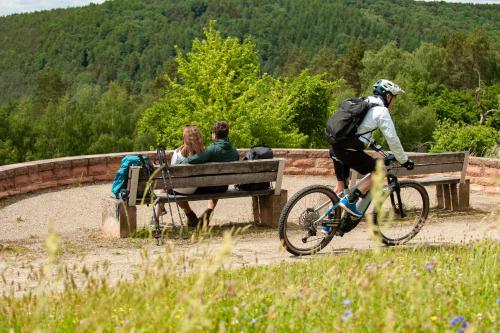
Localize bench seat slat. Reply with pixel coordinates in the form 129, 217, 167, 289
409, 152, 466, 165
146, 171, 278, 189
154, 188, 275, 202
411, 176, 460, 186
152, 159, 282, 178
393, 162, 464, 176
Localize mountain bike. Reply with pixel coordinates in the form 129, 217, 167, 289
278, 140, 429, 256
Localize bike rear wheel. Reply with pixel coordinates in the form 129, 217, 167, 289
278, 185, 341, 256
374, 180, 429, 246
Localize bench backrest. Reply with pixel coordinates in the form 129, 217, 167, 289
351, 151, 469, 184
127, 159, 285, 205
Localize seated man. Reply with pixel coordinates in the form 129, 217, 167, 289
180, 121, 239, 226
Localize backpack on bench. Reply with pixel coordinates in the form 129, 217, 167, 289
235, 146, 273, 191
111, 155, 154, 201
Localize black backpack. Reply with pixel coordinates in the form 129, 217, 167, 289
236, 146, 273, 191
325, 97, 375, 147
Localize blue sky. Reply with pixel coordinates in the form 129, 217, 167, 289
0, 0, 106, 16
0, 0, 498, 17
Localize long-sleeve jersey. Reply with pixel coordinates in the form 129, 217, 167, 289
357, 96, 408, 164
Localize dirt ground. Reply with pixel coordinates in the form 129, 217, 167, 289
0, 175, 499, 295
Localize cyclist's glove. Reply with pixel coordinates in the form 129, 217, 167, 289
402, 159, 414, 170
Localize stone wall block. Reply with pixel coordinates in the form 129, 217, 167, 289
0, 178, 14, 191
14, 174, 30, 188
308, 150, 330, 158
40, 170, 54, 181
71, 158, 89, 167
284, 167, 304, 175
0, 168, 15, 180
286, 151, 309, 159
315, 159, 333, 168
54, 168, 72, 180
300, 168, 333, 176
72, 166, 88, 178
88, 164, 108, 176
14, 166, 28, 176
291, 159, 315, 168
38, 162, 54, 172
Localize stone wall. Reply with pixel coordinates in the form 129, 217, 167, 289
0, 149, 498, 200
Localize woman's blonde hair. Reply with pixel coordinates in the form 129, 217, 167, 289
180, 125, 204, 157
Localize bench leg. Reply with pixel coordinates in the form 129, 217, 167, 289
443, 184, 452, 210
458, 180, 470, 211
450, 184, 459, 211
102, 197, 137, 238
252, 190, 288, 228
436, 184, 444, 209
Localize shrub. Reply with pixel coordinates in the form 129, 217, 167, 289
430, 120, 499, 156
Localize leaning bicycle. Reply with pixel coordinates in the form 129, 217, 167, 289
278, 140, 429, 256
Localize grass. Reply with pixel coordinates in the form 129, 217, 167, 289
0, 236, 498, 332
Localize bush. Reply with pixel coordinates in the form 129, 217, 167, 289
430, 120, 499, 156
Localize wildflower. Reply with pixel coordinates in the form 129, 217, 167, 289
450, 315, 468, 332
425, 264, 434, 271
343, 299, 351, 306
251, 318, 257, 325
124, 319, 131, 326
497, 298, 500, 305
430, 316, 437, 321
342, 309, 353, 321
450, 316, 465, 326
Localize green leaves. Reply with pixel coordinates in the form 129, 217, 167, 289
431, 120, 499, 157
139, 22, 308, 149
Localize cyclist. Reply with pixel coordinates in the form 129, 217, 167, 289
326, 79, 414, 226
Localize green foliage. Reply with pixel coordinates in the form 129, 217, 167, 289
429, 89, 481, 124
139, 23, 306, 149
285, 71, 340, 148
431, 120, 499, 157
0, 0, 499, 103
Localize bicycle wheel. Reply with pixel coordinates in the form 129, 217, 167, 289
279, 185, 341, 256
374, 180, 429, 246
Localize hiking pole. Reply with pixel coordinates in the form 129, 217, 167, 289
156, 147, 184, 239
159, 147, 184, 226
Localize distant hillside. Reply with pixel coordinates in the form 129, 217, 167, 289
0, 0, 498, 103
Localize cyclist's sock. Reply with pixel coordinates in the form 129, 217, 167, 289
348, 189, 363, 203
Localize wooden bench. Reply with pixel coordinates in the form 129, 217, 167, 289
102, 159, 287, 237
352, 151, 470, 211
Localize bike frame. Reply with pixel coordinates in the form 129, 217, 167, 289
311, 141, 406, 228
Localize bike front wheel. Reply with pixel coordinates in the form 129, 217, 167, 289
278, 185, 341, 256
374, 180, 429, 246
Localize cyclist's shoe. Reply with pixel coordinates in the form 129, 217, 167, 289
338, 196, 363, 217
320, 226, 331, 235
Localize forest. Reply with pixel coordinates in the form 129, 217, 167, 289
0, 0, 499, 165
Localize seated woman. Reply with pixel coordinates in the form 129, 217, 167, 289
154, 125, 204, 226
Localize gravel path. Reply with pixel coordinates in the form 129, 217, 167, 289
0, 175, 499, 295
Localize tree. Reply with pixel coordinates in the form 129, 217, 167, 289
139, 22, 306, 149
337, 37, 365, 95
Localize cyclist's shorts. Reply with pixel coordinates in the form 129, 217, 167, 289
329, 146, 376, 181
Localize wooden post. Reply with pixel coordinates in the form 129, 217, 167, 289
252, 190, 288, 228
450, 184, 459, 211
101, 197, 137, 238
436, 184, 444, 209
458, 179, 470, 210
443, 184, 452, 210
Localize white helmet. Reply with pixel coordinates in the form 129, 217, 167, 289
373, 79, 405, 97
